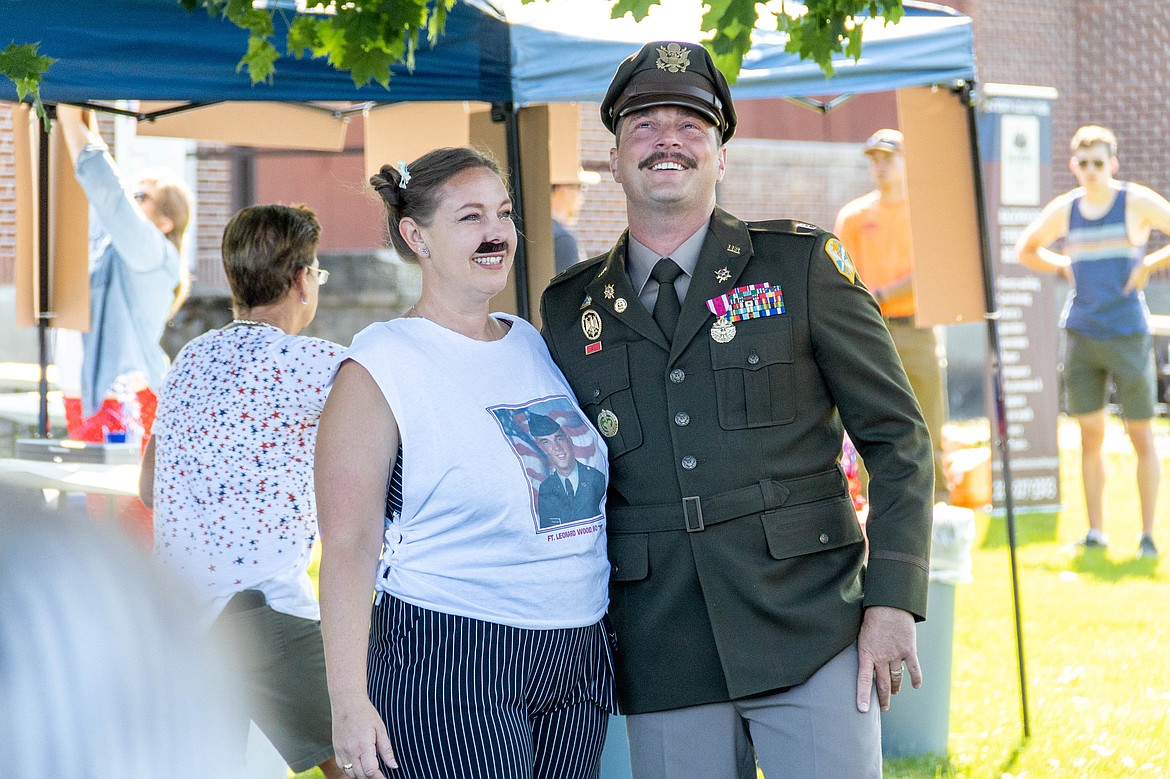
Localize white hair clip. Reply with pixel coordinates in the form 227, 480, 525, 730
396, 160, 411, 189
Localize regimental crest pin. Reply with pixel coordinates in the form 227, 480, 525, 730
579, 294, 592, 309
581, 309, 603, 340
715, 267, 731, 283
825, 238, 857, 284
603, 284, 616, 300
597, 409, 620, 438
614, 298, 628, 313
710, 315, 736, 343
726, 244, 741, 255
656, 43, 691, 73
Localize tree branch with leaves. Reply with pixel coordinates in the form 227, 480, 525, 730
3, 0, 904, 118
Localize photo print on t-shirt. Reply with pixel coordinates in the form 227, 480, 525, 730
489, 396, 606, 532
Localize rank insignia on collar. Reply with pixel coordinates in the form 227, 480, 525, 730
715, 267, 731, 283
614, 298, 628, 313
726, 245, 741, 255
825, 238, 856, 284
656, 43, 691, 73
604, 284, 615, 299
580, 295, 592, 309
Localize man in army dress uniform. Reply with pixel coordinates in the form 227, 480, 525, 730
539, 41, 934, 778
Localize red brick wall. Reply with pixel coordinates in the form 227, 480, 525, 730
970, 0, 1170, 251
192, 151, 232, 291
1071, 1, 1170, 203
0, 110, 14, 285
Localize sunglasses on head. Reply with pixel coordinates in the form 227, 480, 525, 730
1077, 159, 1107, 170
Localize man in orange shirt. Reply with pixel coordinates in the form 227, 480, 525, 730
836, 129, 949, 504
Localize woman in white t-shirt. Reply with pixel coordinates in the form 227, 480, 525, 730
317, 148, 614, 779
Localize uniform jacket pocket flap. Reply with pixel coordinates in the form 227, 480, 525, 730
709, 322, 793, 371
570, 343, 631, 402
608, 534, 649, 582
761, 497, 863, 561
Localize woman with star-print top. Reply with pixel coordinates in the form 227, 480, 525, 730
140, 204, 347, 779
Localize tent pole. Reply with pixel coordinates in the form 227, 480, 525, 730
500, 104, 531, 321
37, 107, 53, 439
961, 81, 1030, 740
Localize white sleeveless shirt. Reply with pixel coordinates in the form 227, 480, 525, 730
345, 314, 610, 629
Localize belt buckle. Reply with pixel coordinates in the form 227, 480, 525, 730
683, 496, 704, 532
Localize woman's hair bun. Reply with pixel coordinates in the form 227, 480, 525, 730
370, 164, 402, 207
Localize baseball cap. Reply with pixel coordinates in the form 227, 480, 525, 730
863, 128, 904, 155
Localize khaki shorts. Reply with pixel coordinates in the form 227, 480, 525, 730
1062, 330, 1156, 419
213, 594, 335, 773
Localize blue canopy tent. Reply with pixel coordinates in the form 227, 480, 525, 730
4, 0, 980, 322
5, 0, 974, 104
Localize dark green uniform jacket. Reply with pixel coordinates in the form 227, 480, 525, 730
540, 208, 933, 715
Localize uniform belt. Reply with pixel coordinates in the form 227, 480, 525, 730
607, 469, 846, 534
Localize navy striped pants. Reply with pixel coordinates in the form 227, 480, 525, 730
368, 596, 616, 779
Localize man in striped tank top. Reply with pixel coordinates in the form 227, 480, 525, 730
1017, 125, 1170, 560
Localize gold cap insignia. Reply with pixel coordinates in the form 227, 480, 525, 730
656, 43, 691, 73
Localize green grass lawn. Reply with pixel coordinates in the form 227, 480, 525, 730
885, 417, 1170, 778
295, 418, 1170, 779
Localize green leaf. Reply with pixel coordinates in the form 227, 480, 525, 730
237, 35, 279, 84
286, 16, 321, 59
1, 42, 56, 127
611, 0, 659, 23
0, 42, 56, 86
345, 45, 397, 88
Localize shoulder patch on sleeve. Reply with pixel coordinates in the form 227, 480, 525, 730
748, 219, 824, 236
825, 237, 857, 284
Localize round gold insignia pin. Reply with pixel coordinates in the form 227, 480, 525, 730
597, 409, 619, 438
581, 309, 603, 340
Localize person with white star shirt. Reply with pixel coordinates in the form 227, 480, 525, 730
141, 204, 346, 779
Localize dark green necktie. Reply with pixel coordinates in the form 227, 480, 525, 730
651, 257, 683, 340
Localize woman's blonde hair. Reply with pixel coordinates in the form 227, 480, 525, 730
138, 169, 193, 321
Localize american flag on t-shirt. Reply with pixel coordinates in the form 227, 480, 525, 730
489, 396, 601, 499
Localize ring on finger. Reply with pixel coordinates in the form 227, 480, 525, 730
342, 763, 354, 771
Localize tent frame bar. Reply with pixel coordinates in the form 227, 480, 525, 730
782, 94, 860, 113
959, 80, 1031, 741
